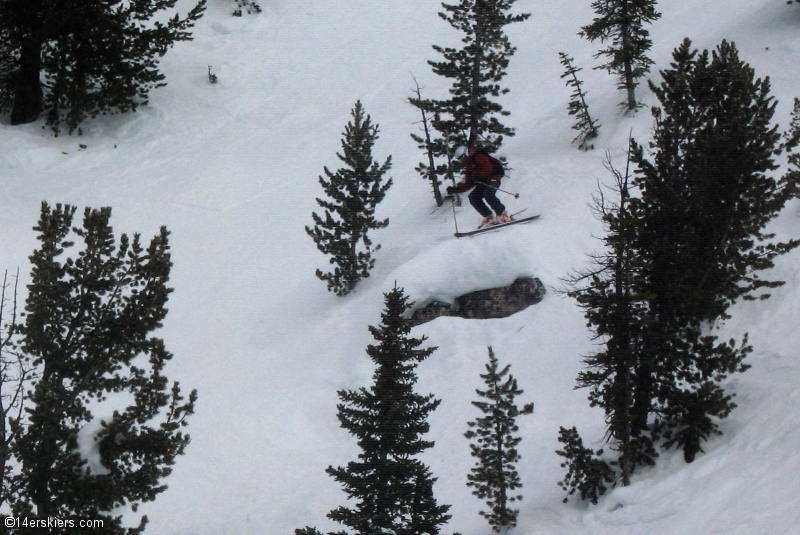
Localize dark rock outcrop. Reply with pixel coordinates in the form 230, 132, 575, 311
409, 277, 545, 326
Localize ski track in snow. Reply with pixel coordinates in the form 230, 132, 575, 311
1, 1, 799, 534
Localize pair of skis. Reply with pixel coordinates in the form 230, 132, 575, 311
454, 209, 540, 238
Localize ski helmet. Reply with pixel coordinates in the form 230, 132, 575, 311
453, 145, 469, 159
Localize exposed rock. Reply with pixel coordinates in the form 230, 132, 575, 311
409, 277, 545, 326
408, 300, 454, 326
455, 277, 546, 319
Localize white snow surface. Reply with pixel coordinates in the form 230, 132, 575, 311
1, 0, 800, 534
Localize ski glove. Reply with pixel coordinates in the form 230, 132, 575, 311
446, 186, 456, 195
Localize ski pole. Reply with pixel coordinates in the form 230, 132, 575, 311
450, 194, 460, 235
476, 181, 520, 199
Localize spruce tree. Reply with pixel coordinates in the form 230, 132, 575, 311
9, 202, 197, 533
410, 0, 530, 156
630, 39, 792, 462
465, 347, 533, 532
0, 0, 206, 132
306, 101, 393, 297
324, 286, 450, 535
558, 52, 601, 150
579, 0, 661, 111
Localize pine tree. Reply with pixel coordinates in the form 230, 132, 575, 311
306, 101, 393, 296
555, 427, 614, 504
579, 0, 661, 111
632, 39, 795, 322
410, 0, 530, 157
558, 39, 794, 499
782, 98, 800, 194
0, 0, 206, 132
325, 286, 450, 535
0, 40, 14, 111
558, 52, 601, 150
630, 39, 792, 462
465, 347, 533, 532
563, 149, 656, 487
9, 202, 197, 533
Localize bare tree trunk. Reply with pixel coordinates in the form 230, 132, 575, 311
411, 78, 443, 206
621, 3, 637, 111
495, 426, 507, 514
28, 405, 55, 518
469, 20, 484, 146
0, 271, 26, 512
617, 153, 635, 486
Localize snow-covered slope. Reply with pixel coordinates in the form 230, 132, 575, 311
1, 1, 800, 534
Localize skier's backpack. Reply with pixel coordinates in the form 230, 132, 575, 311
477, 148, 506, 179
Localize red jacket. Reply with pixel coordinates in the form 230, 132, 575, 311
453, 151, 500, 193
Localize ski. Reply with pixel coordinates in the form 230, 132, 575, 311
455, 214, 541, 238
477, 208, 528, 229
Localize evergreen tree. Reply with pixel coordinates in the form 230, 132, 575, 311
555, 427, 614, 504
630, 39, 792, 462
579, 0, 661, 111
558, 52, 601, 150
410, 0, 530, 158
325, 286, 450, 535
306, 101, 393, 297
464, 347, 533, 532
0, 40, 14, 111
782, 98, 800, 192
0, 0, 206, 133
558, 38, 796, 502
633, 39, 798, 321
9, 202, 197, 534
562, 150, 656, 488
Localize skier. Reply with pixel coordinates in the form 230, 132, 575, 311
447, 146, 511, 227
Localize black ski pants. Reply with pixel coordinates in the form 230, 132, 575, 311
469, 180, 505, 217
